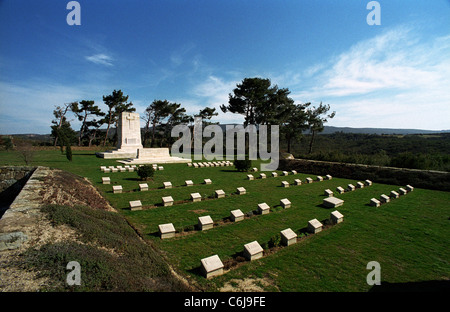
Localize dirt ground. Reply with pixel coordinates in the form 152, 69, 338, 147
0, 168, 114, 291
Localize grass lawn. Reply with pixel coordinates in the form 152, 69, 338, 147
2, 148, 449, 291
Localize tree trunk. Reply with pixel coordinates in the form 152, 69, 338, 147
308, 130, 316, 154
151, 119, 157, 147
78, 113, 87, 147
287, 137, 291, 154
103, 112, 112, 146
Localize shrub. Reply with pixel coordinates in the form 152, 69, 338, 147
234, 158, 252, 172
137, 165, 154, 180
66, 144, 72, 162
268, 233, 282, 248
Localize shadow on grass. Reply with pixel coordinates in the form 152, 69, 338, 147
369, 280, 450, 292
187, 266, 204, 278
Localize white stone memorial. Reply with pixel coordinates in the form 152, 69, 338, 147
102, 177, 110, 184
236, 187, 246, 195
247, 174, 254, 180
163, 181, 172, 189
204, 179, 212, 185
326, 174, 332, 180
230, 209, 244, 222
282, 171, 289, 176
97, 112, 191, 164
159, 223, 176, 239
280, 198, 291, 208
260, 173, 266, 179
113, 185, 123, 194
336, 186, 345, 194
243, 241, 264, 261
198, 215, 214, 231
356, 182, 364, 188
370, 198, 381, 207
306, 177, 313, 183
308, 218, 323, 234
257, 203, 270, 215
281, 181, 290, 188
390, 190, 399, 199
201, 255, 224, 279
330, 210, 344, 224
191, 193, 202, 202
139, 183, 148, 191
215, 189, 225, 198
324, 189, 333, 197
129, 200, 142, 211
291, 170, 298, 175
280, 228, 297, 246
294, 179, 302, 185
317, 176, 323, 181
406, 184, 414, 192
162, 196, 174, 207
365, 180, 372, 186
323, 197, 344, 208
185, 180, 194, 187
347, 184, 355, 191
271, 172, 278, 177
380, 194, 390, 203
399, 187, 407, 195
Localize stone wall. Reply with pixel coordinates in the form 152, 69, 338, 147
0, 166, 35, 193
279, 158, 450, 191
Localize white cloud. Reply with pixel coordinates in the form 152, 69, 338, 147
288, 26, 450, 130
85, 53, 114, 66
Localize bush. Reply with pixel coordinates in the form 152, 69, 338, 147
66, 144, 72, 162
234, 158, 252, 172
137, 165, 154, 180
268, 233, 282, 248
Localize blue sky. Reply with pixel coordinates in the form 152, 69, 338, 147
1, 0, 450, 134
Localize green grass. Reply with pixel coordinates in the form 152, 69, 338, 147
2, 148, 449, 291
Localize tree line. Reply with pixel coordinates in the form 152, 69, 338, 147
50, 77, 335, 153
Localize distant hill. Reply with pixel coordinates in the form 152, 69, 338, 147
4, 125, 449, 139
320, 126, 450, 135
217, 124, 449, 135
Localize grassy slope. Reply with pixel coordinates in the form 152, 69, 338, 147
1, 149, 449, 291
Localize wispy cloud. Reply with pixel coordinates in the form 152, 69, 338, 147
85, 53, 114, 66
287, 25, 450, 129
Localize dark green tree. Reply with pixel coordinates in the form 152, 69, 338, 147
51, 117, 77, 154
66, 143, 73, 161
137, 165, 155, 181
143, 100, 180, 147
280, 103, 310, 153
71, 100, 105, 146
51, 103, 73, 147
221, 77, 275, 126
306, 102, 336, 154
102, 90, 135, 146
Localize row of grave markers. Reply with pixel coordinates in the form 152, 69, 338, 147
100, 164, 164, 173
188, 161, 233, 168
369, 184, 414, 207
248, 171, 333, 183
102, 178, 216, 192
126, 187, 248, 210
199, 210, 345, 279
157, 198, 293, 240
